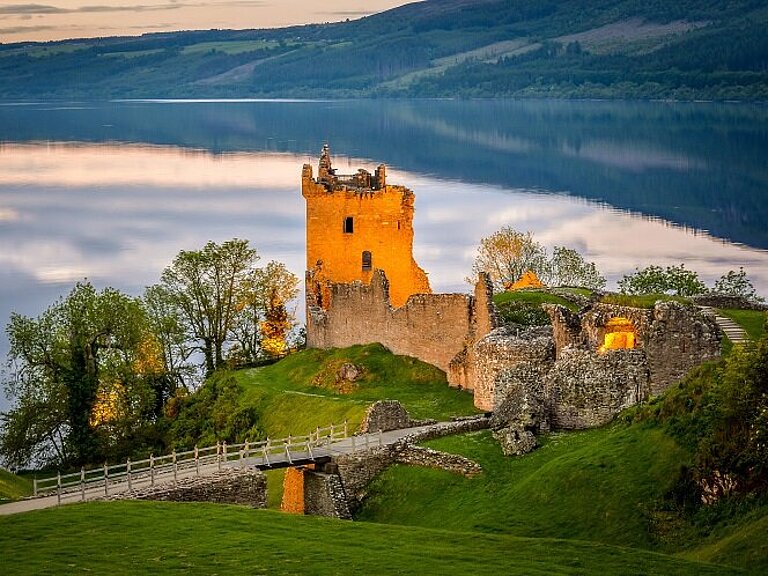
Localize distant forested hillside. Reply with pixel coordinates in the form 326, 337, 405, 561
1, 0, 767, 100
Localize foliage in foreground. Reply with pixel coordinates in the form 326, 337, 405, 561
631, 333, 768, 501
0, 501, 739, 576
1, 238, 299, 469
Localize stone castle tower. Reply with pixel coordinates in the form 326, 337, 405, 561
302, 145, 431, 309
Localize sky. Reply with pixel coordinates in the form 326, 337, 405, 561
0, 0, 414, 44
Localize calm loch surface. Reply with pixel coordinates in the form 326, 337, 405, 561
1, 98, 767, 409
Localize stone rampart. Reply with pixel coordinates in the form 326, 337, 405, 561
472, 325, 555, 411
307, 270, 497, 389
107, 468, 266, 508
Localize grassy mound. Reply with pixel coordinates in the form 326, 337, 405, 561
168, 343, 478, 447
357, 426, 687, 549
0, 501, 738, 576
0, 468, 31, 503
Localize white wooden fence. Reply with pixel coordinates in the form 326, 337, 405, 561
33, 421, 350, 503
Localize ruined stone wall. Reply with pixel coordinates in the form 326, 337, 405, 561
358, 400, 436, 434
545, 301, 721, 397
307, 270, 497, 388
335, 416, 490, 509
302, 470, 352, 520
544, 348, 651, 429
303, 162, 431, 309
472, 325, 555, 411
644, 301, 722, 395
109, 468, 266, 508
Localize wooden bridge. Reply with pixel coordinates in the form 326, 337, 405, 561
0, 420, 456, 516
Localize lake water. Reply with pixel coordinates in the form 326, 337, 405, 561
1, 99, 767, 411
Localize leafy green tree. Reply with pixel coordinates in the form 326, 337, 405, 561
714, 267, 765, 302
155, 239, 259, 376
471, 227, 605, 290
1, 282, 160, 467
546, 246, 606, 290
618, 264, 707, 296
230, 260, 299, 363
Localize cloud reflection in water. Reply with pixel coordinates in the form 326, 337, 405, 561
1, 142, 767, 410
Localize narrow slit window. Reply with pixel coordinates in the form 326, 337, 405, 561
362, 250, 372, 271
344, 216, 354, 234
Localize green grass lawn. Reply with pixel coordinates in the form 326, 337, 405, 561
234, 343, 478, 438
0, 468, 31, 503
0, 501, 739, 576
356, 426, 688, 550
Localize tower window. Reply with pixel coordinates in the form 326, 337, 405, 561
362, 250, 372, 271
344, 216, 354, 234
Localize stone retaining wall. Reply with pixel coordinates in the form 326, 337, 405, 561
335, 416, 490, 509
106, 468, 266, 508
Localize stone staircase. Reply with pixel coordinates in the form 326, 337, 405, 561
698, 306, 749, 344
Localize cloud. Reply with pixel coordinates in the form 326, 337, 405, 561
0, 1, 266, 16
0, 24, 57, 34
0, 3, 201, 16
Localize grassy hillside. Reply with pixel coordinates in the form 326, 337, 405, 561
0, 0, 766, 100
166, 343, 478, 448
0, 468, 31, 503
0, 500, 740, 575
357, 426, 687, 548
356, 426, 767, 573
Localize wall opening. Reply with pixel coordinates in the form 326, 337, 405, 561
598, 317, 637, 353
362, 250, 372, 271
343, 216, 354, 234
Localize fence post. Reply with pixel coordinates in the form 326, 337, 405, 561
33, 477, 38, 498
285, 439, 292, 464
222, 441, 228, 467
263, 439, 270, 467
150, 454, 155, 486
344, 420, 348, 438
315, 426, 320, 443
126, 458, 132, 491
217, 441, 222, 472
172, 450, 178, 482
80, 467, 86, 502
56, 471, 61, 505
245, 440, 250, 460
194, 446, 199, 476
104, 463, 109, 496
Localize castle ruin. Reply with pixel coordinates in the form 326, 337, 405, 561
301, 146, 723, 449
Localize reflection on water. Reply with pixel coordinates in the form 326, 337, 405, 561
1, 99, 767, 413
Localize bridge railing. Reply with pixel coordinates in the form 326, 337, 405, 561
33, 420, 350, 503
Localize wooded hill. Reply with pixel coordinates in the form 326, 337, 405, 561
1, 0, 767, 100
